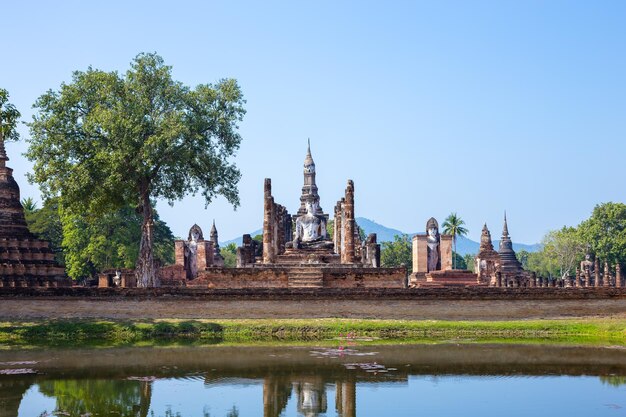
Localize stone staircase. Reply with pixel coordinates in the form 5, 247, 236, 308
288, 267, 324, 288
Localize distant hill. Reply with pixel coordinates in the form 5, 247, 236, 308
221, 217, 541, 255
355, 217, 540, 256
221, 228, 262, 247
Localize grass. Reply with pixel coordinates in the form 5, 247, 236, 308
0, 318, 624, 348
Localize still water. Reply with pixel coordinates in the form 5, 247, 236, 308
1, 343, 625, 417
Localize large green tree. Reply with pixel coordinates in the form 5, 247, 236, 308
27, 53, 246, 287
442, 212, 468, 269
380, 234, 412, 273
578, 202, 626, 267
542, 226, 585, 280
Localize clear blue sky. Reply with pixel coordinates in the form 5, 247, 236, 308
2, 1, 625, 244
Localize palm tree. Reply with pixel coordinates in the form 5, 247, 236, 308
21, 197, 38, 214
442, 212, 468, 269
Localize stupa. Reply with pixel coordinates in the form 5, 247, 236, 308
0, 122, 68, 287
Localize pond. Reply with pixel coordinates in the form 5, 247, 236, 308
2, 343, 625, 417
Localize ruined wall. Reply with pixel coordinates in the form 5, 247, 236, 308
262, 179, 290, 264
322, 267, 406, 288
180, 266, 406, 289
192, 267, 289, 288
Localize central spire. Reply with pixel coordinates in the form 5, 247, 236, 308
297, 139, 323, 216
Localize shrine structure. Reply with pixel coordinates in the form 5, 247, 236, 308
0, 126, 68, 287
163, 141, 406, 288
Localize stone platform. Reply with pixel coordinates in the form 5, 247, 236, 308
410, 270, 485, 288
275, 247, 341, 265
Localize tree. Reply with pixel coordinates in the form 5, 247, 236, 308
442, 212, 468, 269
463, 253, 475, 272
60, 204, 174, 280
454, 252, 467, 270
27, 53, 246, 287
21, 197, 38, 214
542, 226, 585, 280
0, 88, 21, 142
381, 234, 412, 273
222, 242, 238, 267
578, 202, 626, 267
23, 197, 64, 264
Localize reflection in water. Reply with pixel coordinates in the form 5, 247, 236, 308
37, 380, 151, 417
0, 344, 624, 417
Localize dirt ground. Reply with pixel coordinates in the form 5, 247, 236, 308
1, 298, 625, 320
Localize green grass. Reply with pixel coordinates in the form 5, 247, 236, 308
0, 318, 624, 348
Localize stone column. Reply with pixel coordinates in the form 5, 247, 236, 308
342, 180, 355, 264
263, 179, 275, 264
616, 263, 622, 288
575, 267, 581, 288
338, 380, 356, 417
496, 271, 502, 287
174, 240, 185, 266
334, 201, 342, 257
530, 272, 537, 287
196, 241, 214, 271
603, 262, 611, 287
594, 258, 600, 288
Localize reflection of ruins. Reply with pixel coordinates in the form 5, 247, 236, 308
3, 344, 626, 416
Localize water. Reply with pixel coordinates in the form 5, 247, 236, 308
2, 343, 625, 417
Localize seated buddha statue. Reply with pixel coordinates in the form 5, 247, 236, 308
292, 201, 333, 250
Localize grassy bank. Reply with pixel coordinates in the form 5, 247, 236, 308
0, 318, 624, 347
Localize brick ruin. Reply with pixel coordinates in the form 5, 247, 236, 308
409, 217, 479, 287
155, 142, 403, 289
0, 133, 68, 288
410, 214, 538, 288
94, 141, 624, 291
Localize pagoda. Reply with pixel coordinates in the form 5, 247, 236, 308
0, 124, 68, 287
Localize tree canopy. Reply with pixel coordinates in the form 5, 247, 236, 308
0, 88, 21, 142
380, 234, 412, 273
578, 202, 626, 267
27, 53, 246, 286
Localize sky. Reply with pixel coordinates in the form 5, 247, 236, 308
1, 1, 625, 244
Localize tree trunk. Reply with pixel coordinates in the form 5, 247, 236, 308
136, 190, 158, 287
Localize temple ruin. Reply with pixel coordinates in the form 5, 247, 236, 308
409, 217, 480, 287
162, 141, 405, 288
0, 128, 68, 288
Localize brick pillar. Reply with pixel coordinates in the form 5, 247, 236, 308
342, 180, 355, 264
496, 271, 502, 287
603, 262, 611, 287
594, 258, 600, 287
196, 241, 214, 270
531, 272, 537, 287
174, 240, 185, 266
263, 179, 274, 264
616, 263, 622, 288
333, 201, 342, 256
575, 267, 581, 287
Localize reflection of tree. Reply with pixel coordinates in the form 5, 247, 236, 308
600, 376, 626, 387
38, 379, 152, 417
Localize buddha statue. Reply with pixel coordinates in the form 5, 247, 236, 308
292, 201, 333, 249
426, 217, 440, 271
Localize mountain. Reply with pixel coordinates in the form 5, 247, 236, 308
221, 217, 541, 256
221, 228, 262, 247
355, 217, 540, 256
